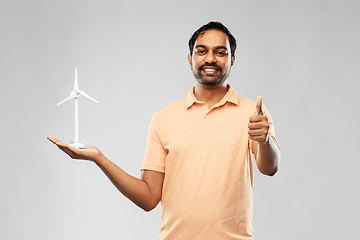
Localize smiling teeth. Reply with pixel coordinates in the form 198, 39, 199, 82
204, 69, 217, 72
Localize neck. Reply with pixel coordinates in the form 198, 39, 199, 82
194, 81, 228, 109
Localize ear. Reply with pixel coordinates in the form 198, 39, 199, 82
188, 54, 193, 70
231, 56, 235, 68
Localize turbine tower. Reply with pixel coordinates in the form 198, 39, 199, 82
58, 68, 99, 148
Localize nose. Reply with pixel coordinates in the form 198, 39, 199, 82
205, 51, 217, 64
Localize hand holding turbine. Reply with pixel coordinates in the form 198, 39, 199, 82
57, 68, 99, 148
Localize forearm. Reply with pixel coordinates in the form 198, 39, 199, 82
93, 154, 156, 211
256, 136, 281, 176
47, 136, 160, 211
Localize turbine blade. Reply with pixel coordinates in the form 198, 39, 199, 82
79, 91, 99, 104
58, 94, 75, 105
74, 68, 79, 90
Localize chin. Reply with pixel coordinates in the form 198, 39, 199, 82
193, 71, 230, 87
197, 77, 227, 86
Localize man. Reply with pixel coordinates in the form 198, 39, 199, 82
48, 21, 280, 239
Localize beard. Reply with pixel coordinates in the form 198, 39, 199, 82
193, 63, 230, 86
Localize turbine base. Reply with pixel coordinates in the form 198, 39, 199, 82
70, 142, 86, 149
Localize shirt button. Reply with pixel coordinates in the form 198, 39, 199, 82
203, 106, 206, 109
205, 115, 208, 118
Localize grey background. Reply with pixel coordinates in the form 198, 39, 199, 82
1, 0, 359, 239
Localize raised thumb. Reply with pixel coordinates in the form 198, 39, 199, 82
255, 96, 263, 115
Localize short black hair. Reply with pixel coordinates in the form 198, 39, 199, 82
188, 21, 237, 58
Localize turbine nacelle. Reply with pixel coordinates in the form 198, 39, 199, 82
58, 70, 99, 105
71, 89, 81, 97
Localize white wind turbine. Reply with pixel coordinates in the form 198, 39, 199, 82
58, 68, 99, 148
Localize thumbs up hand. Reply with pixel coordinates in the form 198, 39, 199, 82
248, 96, 270, 144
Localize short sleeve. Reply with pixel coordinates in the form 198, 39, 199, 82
141, 114, 167, 173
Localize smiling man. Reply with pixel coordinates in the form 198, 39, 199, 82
48, 21, 280, 240
190, 30, 234, 88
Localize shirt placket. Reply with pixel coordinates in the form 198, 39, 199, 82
194, 99, 228, 119
202, 104, 210, 119
201, 103, 224, 119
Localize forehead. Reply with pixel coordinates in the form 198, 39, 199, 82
194, 29, 230, 48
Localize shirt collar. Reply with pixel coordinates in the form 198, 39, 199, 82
185, 84, 239, 109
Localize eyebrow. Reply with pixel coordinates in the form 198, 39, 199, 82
195, 45, 228, 51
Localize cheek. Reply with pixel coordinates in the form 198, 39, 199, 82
192, 56, 203, 67
222, 59, 232, 70
192, 61, 200, 71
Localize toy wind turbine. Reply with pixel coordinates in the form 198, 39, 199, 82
58, 68, 99, 148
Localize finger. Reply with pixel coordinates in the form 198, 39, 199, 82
47, 136, 70, 150
248, 122, 264, 130
248, 128, 267, 136
249, 115, 267, 123
255, 96, 263, 116
248, 118, 269, 130
248, 129, 269, 143
57, 142, 79, 158
47, 136, 61, 145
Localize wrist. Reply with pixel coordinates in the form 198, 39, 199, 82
92, 151, 106, 165
258, 133, 271, 146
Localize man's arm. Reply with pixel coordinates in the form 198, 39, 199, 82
47, 137, 164, 211
251, 136, 280, 176
248, 96, 281, 176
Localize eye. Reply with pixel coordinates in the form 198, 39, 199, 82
196, 49, 206, 55
216, 51, 227, 56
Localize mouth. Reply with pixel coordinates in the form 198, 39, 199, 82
201, 67, 220, 75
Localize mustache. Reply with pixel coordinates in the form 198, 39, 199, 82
198, 63, 222, 71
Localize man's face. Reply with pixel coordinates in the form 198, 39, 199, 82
188, 29, 235, 86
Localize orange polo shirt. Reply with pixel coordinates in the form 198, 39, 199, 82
141, 85, 276, 240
